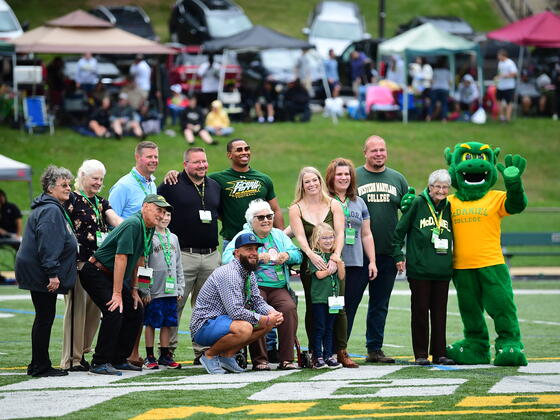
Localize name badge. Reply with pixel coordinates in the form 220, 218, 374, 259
96, 231, 108, 247
137, 266, 153, 289
345, 227, 356, 245
165, 276, 176, 294
328, 295, 345, 313
434, 238, 449, 254
431, 228, 440, 243
199, 210, 212, 223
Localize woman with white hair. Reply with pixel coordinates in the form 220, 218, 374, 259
60, 159, 122, 372
223, 199, 302, 370
391, 169, 455, 366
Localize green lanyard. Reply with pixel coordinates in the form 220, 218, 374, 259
156, 228, 172, 272
423, 190, 445, 233
319, 252, 338, 296
79, 190, 104, 228
244, 274, 251, 307
139, 214, 154, 265
193, 179, 206, 210
335, 195, 351, 226
62, 209, 75, 232
130, 169, 151, 196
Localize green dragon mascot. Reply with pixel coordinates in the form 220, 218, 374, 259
444, 141, 528, 366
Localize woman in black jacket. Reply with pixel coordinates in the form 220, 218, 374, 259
392, 169, 455, 366
16, 165, 77, 377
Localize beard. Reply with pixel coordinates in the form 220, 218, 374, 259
239, 254, 258, 272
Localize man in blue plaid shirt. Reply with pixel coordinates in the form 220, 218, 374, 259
190, 233, 284, 374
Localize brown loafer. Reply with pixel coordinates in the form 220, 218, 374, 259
337, 349, 359, 368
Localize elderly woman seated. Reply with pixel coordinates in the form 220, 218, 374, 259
223, 199, 302, 370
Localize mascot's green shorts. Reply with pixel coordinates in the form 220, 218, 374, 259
402, 141, 528, 366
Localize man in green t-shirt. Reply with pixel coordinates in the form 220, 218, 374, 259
81, 194, 173, 376
209, 138, 285, 245
355, 135, 408, 364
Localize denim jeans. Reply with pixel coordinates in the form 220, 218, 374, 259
311, 303, 336, 359
366, 254, 397, 352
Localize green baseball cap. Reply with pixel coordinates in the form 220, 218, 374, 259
143, 194, 173, 212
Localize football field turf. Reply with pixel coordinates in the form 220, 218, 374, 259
1, 280, 559, 419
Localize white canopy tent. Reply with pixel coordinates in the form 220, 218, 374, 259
0, 154, 33, 206
378, 23, 483, 123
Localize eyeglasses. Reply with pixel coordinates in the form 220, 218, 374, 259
233, 146, 251, 152
431, 185, 450, 191
320, 236, 335, 241
56, 183, 71, 189
254, 214, 274, 221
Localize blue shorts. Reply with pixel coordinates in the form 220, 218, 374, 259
193, 315, 232, 346
144, 296, 178, 328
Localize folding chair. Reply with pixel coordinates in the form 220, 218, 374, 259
219, 90, 244, 118
23, 96, 54, 135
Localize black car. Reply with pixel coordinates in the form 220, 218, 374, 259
169, 0, 252, 45
89, 6, 157, 41
337, 38, 382, 92
396, 16, 476, 39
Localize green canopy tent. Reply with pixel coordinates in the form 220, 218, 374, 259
378, 23, 483, 123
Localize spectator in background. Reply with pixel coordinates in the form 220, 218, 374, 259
138, 102, 162, 136
517, 69, 540, 115
409, 56, 432, 117
386, 55, 405, 87
296, 48, 316, 96
454, 74, 479, 116
130, 54, 151, 101
350, 51, 367, 97
536, 71, 556, 117
427, 57, 452, 122
110, 93, 143, 140
76, 52, 98, 94
88, 96, 112, 139
90, 81, 108, 107
0, 189, 22, 239
284, 79, 311, 122
180, 96, 215, 145
121, 76, 146, 110
46, 56, 65, 111
197, 54, 221, 110
205, 99, 234, 136
324, 49, 341, 98
495, 49, 518, 123
167, 84, 188, 126
255, 80, 277, 124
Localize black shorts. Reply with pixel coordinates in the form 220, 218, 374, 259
497, 88, 515, 103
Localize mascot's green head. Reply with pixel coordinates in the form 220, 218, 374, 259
445, 141, 500, 201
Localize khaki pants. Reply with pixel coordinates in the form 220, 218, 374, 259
169, 250, 220, 356
60, 267, 101, 369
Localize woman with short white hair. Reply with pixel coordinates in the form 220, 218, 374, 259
223, 199, 302, 370
60, 159, 122, 372
391, 169, 455, 366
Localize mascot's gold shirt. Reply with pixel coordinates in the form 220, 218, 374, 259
448, 190, 509, 269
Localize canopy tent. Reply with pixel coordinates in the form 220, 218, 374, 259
202, 25, 313, 52
0, 155, 33, 205
487, 11, 560, 48
378, 22, 482, 122
12, 10, 175, 55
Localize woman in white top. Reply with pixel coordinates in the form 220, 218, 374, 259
426, 57, 452, 121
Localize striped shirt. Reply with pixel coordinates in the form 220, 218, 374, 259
190, 258, 274, 336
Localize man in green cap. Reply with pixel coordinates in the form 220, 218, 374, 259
81, 194, 173, 375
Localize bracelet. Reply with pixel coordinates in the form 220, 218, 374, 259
132, 286, 139, 290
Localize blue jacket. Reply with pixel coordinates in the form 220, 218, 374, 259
222, 223, 302, 288
16, 194, 77, 294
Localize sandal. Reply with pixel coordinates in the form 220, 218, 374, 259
252, 362, 271, 371
277, 361, 298, 370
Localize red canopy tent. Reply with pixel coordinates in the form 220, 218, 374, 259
487, 11, 560, 117
487, 11, 560, 47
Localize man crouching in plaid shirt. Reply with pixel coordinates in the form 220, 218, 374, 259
190, 233, 284, 374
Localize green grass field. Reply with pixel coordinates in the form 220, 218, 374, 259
0, 280, 559, 419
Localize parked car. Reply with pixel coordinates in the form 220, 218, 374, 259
337, 38, 381, 89
166, 46, 242, 92
395, 16, 476, 39
0, 0, 25, 41
89, 5, 157, 41
303, 1, 369, 58
169, 0, 253, 45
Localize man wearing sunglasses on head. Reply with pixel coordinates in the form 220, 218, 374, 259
209, 139, 284, 249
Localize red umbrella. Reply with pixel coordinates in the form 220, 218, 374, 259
487, 11, 560, 47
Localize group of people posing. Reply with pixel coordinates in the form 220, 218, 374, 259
16, 135, 459, 377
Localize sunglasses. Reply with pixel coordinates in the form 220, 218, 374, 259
254, 214, 274, 221
56, 183, 71, 189
233, 146, 251, 152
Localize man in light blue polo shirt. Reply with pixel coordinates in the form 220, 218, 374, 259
109, 141, 159, 219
